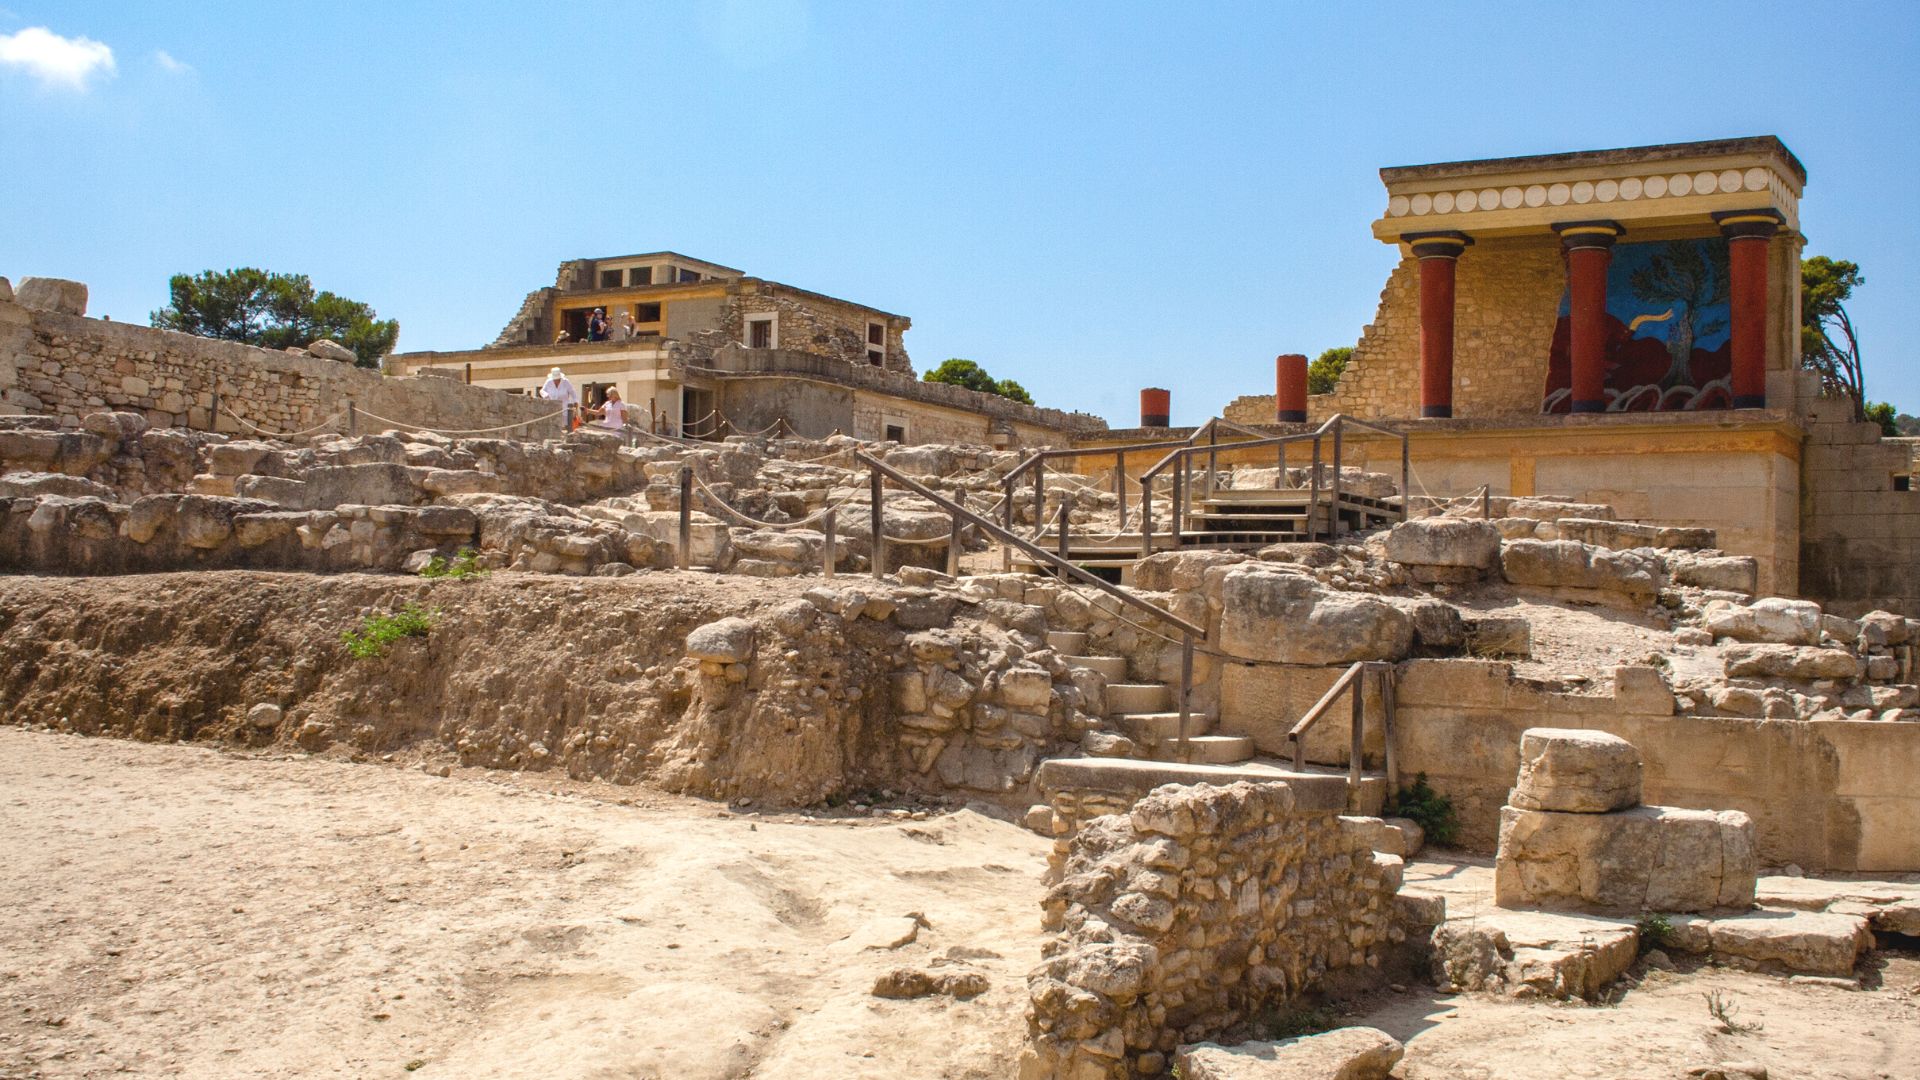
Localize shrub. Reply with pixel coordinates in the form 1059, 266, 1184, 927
341, 604, 436, 659
419, 546, 486, 580
1635, 912, 1675, 955
1382, 773, 1459, 846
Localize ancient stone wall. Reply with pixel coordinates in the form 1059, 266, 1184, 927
1799, 389, 1920, 618
706, 282, 912, 376
0, 301, 553, 437
1020, 781, 1407, 1079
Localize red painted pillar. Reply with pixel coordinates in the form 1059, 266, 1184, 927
1715, 209, 1784, 409
1403, 232, 1471, 418
1553, 221, 1625, 413
1140, 387, 1170, 428
1275, 353, 1308, 422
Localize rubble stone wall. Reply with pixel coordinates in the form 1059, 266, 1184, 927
1800, 392, 1920, 618
1021, 781, 1404, 1080
0, 302, 553, 436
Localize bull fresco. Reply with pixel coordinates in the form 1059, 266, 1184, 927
1543, 238, 1734, 411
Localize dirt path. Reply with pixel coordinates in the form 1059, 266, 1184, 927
0, 729, 1048, 1079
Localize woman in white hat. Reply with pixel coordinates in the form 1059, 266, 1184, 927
540, 367, 579, 429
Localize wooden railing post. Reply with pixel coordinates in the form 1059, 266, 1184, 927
822, 508, 837, 578
1140, 473, 1155, 557
1205, 423, 1218, 500
1307, 437, 1321, 542
870, 468, 885, 580
1032, 462, 1044, 529
347, 401, 357, 435
1179, 633, 1194, 764
1114, 449, 1127, 531
1056, 500, 1070, 564
1380, 663, 1398, 790
1331, 420, 1344, 537
947, 505, 962, 578
1349, 659, 1365, 788
1170, 459, 1184, 545
677, 466, 692, 570
1401, 433, 1411, 523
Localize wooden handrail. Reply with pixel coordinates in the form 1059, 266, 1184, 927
1287, 660, 1397, 787
1287, 661, 1365, 742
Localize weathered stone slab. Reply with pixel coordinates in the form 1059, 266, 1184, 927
1680, 909, 1874, 977
1722, 643, 1860, 680
1702, 597, 1822, 646
1384, 517, 1501, 569
1175, 1028, 1404, 1080
1509, 727, 1642, 813
1434, 907, 1638, 1000
14, 277, 87, 315
1218, 566, 1412, 665
1501, 539, 1661, 600
1495, 804, 1756, 913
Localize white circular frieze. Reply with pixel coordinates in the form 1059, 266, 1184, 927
1571, 180, 1594, 203
1645, 175, 1668, 197
1455, 190, 1477, 211
1411, 192, 1433, 215
1718, 169, 1743, 192
1548, 182, 1571, 205
1694, 170, 1718, 194
1524, 184, 1547, 207
1389, 195, 1411, 216
1619, 177, 1643, 200
1595, 179, 1619, 202
1432, 191, 1454, 213
1669, 173, 1693, 196
1477, 188, 1500, 210
1743, 167, 1770, 192
1501, 186, 1523, 209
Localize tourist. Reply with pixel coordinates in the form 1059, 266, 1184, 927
589, 386, 631, 432
587, 307, 609, 342
540, 366, 579, 428
553, 329, 571, 345
618, 312, 637, 341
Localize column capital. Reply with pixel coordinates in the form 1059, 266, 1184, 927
1552, 220, 1625, 252
1713, 207, 1785, 241
1401, 231, 1473, 259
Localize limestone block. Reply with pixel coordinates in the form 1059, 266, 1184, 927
1702, 597, 1822, 645
207, 440, 276, 476
1132, 549, 1252, 592
1175, 1029, 1404, 1080
1703, 910, 1873, 977
412, 505, 478, 537
1500, 540, 1661, 599
0, 471, 115, 500
1495, 804, 1756, 913
685, 617, 755, 664
14, 277, 87, 315
247, 703, 283, 729
0, 276, 10, 302
1464, 615, 1531, 657
1722, 644, 1861, 681
1218, 566, 1412, 665
1859, 610, 1910, 647
1383, 517, 1501, 569
174, 496, 236, 549
1509, 728, 1642, 813
1671, 554, 1759, 595
307, 339, 357, 363
80, 410, 148, 439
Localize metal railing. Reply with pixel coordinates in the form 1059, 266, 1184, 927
1286, 660, 1397, 788
1137, 413, 1410, 555
855, 449, 1208, 763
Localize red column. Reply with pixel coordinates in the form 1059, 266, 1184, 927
1553, 221, 1625, 413
1715, 209, 1784, 409
1403, 232, 1471, 418
1140, 387, 1170, 428
1275, 353, 1308, 422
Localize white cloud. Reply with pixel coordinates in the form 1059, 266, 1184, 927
154, 49, 190, 75
0, 26, 116, 90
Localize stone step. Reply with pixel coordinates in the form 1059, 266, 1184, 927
1113, 711, 1217, 744
1063, 654, 1128, 680
1144, 734, 1256, 766
1046, 630, 1089, 654
1106, 682, 1173, 715
1034, 756, 1354, 812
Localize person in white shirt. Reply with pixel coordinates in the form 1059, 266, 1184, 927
590, 386, 632, 431
540, 367, 579, 428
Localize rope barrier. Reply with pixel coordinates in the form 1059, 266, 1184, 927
352, 405, 565, 436
219, 406, 346, 439
689, 474, 860, 530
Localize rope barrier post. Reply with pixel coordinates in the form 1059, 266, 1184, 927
1178, 632, 1194, 764
1381, 662, 1398, 790
1401, 432, 1411, 523
946, 506, 962, 578
464, 362, 472, 385
1205, 422, 1218, 501
1482, 485, 1491, 520
1349, 661, 1366, 789
822, 509, 836, 578
1001, 472, 1015, 532
1308, 436, 1321, 542
1032, 463, 1044, 532
1277, 437, 1285, 491
1170, 459, 1184, 545
1114, 449, 1126, 531
677, 466, 692, 570
347, 401, 357, 436
1057, 500, 1069, 565
869, 468, 885, 581
209, 391, 220, 434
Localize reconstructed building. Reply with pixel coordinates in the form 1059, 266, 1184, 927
391, 252, 1101, 447
1189, 136, 1917, 615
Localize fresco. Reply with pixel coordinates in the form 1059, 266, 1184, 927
1543, 237, 1734, 412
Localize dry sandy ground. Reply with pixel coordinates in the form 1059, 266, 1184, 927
0, 728, 1048, 1080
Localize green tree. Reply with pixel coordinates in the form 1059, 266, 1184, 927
1307, 347, 1352, 396
922, 358, 1036, 404
1863, 401, 1898, 438
1800, 256, 1866, 418
150, 268, 400, 369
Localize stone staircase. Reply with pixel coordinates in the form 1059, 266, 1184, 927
1044, 629, 1389, 814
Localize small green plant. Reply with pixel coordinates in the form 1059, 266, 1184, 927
419, 546, 486, 580
1635, 912, 1675, 956
1705, 989, 1763, 1034
1381, 773, 1459, 846
341, 604, 436, 659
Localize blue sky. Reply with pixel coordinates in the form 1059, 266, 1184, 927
4, 2, 1917, 425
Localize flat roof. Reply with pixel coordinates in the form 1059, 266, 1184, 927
1381, 136, 1806, 186
585, 251, 745, 274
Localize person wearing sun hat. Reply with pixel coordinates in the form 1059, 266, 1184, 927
540, 366, 579, 430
